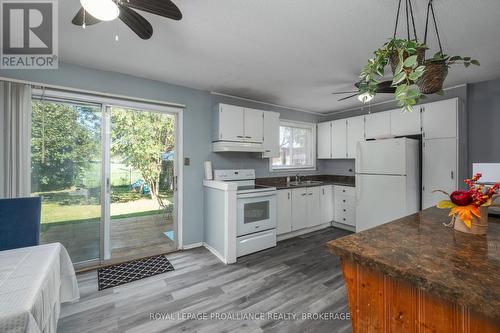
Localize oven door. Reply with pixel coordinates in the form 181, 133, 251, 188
237, 192, 276, 237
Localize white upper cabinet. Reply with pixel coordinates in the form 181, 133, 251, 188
213, 104, 264, 143
421, 99, 458, 139
346, 116, 365, 158
262, 111, 280, 158
365, 112, 391, 139
317, 122, 332, 159
332, 119, 347, 158
390, 108, 421, 136
215, 104, 245, 141
243, 108, 264, 143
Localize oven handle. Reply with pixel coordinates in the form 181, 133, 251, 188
237, 191, 276, 199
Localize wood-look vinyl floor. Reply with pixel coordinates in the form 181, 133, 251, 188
58, 227, 352, 333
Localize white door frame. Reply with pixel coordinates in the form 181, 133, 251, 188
31, 87, 185, 264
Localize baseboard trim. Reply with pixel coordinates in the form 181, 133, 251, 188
203, 242, 227, 264
277, 223, 331, 241
331, 221, 356, 232
182, 242, 203, 250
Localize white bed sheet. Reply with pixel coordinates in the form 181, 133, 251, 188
0, 243, 79, 333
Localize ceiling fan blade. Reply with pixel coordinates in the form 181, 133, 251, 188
376, 80, 396, 94
122, 0, 182, 20
331, 91, 357, 95
71, 7, 101, 26
119, 5, 153, 40
338, 94, 358, 102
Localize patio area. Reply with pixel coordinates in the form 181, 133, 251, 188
41, 212, 176, 264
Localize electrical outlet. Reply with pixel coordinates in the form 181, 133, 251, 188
184, 158, 190, 166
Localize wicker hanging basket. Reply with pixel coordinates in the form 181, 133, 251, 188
417, 60, 448, 94
389, 47, 426, 75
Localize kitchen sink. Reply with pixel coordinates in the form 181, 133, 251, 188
288, 180, 324, 186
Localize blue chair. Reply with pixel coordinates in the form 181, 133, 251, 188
0, 197, 41, 251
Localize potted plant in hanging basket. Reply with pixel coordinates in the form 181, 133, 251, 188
435, 173, 500, 235
358, 38, 428, 112
417, 52, 480, 94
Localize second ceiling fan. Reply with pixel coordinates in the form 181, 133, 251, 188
72, 0, 182, 40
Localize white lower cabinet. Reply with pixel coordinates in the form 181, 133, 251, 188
291, 188, 309, 231
306, 186, 321, 227
278, 185, 335, 235
276, 189, 292, 235
320, 185, 334, 224
333, 186, 356, 227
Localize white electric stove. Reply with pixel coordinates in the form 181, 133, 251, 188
214, 169, 277, 257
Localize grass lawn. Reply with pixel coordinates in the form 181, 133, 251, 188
39, 186, 174, 225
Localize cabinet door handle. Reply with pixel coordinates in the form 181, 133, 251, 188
322, 189, 325, 195
245, 136, 252, 138
451, 171, 454, 179
301, 193, 307, 196
343, 218, 346, 221
236, 135, 244, 138
343, 189, 346, 193
308, 193, 313, 196
288, 192, 290, 200
343, 209, 346, 212
343, 199, 346, 203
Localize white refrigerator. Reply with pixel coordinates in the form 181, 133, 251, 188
355, 138, 420, 232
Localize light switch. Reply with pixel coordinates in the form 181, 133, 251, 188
184, 158, 190, 166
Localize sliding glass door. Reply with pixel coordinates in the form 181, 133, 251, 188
31, 95, 179, 267
106, 106, 177, 262
31, 100, 103, 264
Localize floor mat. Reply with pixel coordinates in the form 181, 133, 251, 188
97, 255, 174, 290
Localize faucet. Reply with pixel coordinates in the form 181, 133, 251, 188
295, 173, 301, 183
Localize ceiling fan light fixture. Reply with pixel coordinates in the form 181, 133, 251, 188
358, 92, 374, 103
80, 0, 119, 21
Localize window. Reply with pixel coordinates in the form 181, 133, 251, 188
271, 121, 316, 171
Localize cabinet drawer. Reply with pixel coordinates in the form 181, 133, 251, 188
334, 186, 355, 197
335, 195, 356, 207
237, 229, 276, 257
334, 205, 356, 226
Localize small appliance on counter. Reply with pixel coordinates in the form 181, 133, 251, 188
473, 163, 500, 216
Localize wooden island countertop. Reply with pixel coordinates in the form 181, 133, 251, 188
327, 207, 500, 332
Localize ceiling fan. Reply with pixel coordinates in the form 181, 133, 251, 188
71, 0, 182, 40
332, 80, 396, 102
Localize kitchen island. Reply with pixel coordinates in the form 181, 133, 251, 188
327, 207, 500, 332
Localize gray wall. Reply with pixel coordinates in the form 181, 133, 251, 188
321, 85, 468, 121
1, 63, 212, 246
209, 94, 323, 178
467, 78, 500, 166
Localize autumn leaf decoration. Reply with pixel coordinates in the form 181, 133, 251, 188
435, 173, 500, 228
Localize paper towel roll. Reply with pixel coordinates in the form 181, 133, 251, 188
204, 161, 213, 180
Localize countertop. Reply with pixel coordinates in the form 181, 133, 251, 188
256, 175, 355, 190
327, 207, 500, 320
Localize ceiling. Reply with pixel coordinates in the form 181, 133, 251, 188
60, 0, 500, 113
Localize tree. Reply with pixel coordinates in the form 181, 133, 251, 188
31, 101, 100, 192
110, 108, 174, 207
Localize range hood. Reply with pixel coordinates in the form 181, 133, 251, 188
212, 141, 265, 153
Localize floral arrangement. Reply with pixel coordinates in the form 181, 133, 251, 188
435, 173, 500, 228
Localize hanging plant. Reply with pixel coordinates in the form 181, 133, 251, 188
357, 0, 479, 112
358, 38, 427, 112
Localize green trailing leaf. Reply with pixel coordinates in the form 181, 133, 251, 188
471, 59, 480, 66
436, 89, 445, 96
403, 55, 418, 68
395, 61, 403, 75
392, 71, 407, 85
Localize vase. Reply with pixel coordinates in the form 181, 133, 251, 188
453, 206, 488, 235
